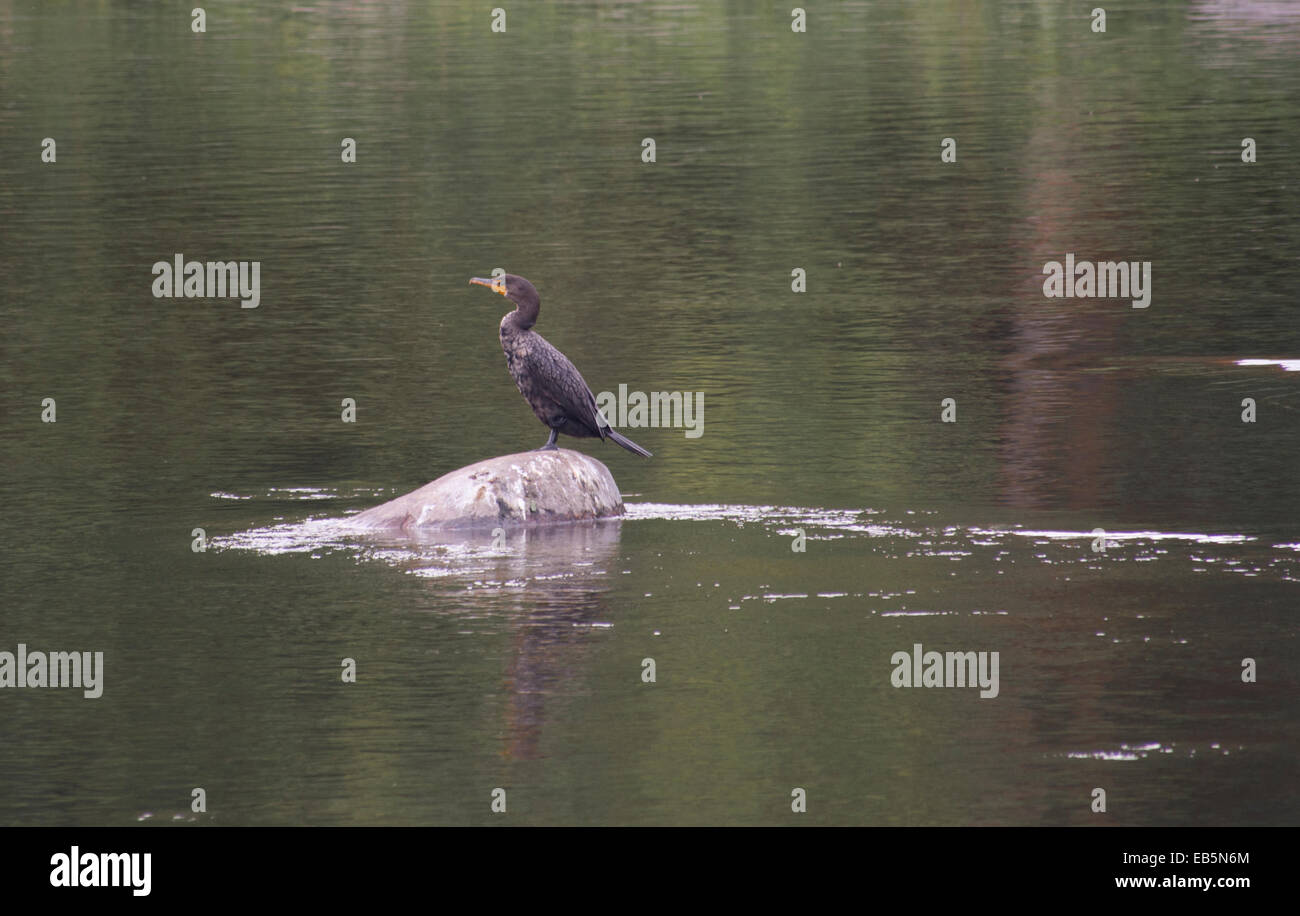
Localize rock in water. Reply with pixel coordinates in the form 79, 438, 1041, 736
346, 449, 624, 531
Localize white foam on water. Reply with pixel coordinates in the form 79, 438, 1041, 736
1236, 358, 1300, 372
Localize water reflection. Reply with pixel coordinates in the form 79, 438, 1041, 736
486, 523, 623, 761
220, 514, 624, 763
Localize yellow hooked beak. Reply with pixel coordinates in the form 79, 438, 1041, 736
469, 276, 507, 296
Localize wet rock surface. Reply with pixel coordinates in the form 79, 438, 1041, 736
346, 449, 624, 531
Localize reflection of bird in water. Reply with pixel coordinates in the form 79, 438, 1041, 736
470, 274, 652, 457
465, 521, 625, 763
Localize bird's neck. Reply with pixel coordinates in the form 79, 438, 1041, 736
503, 301, 538, 332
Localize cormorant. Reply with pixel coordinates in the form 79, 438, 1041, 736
469, 274, 652, 457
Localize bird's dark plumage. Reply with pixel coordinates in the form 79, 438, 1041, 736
469, 274, 652, 457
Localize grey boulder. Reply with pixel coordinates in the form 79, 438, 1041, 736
346, 449, 624, 531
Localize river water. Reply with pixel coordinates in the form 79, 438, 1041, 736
1, 0, 1297, 825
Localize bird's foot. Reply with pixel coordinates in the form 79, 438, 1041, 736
537, 428, 560, 451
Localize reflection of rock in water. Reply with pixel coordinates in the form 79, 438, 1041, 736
399, 520, 625, 762
219, 515, 625, 762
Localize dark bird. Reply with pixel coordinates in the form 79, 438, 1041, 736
469, 274, 652, 457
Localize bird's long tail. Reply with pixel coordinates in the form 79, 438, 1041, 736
606, 428, 652, 457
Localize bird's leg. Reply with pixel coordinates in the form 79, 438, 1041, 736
536, 427, 560, 451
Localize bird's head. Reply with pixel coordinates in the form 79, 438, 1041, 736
469, 274, 539, 311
